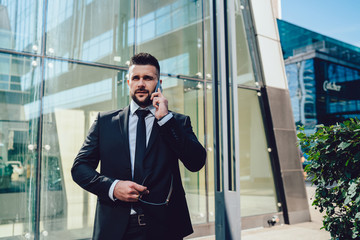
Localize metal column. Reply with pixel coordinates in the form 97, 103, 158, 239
210, 0, 242, 239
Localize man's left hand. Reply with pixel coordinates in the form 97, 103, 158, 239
151, 88, 168, 120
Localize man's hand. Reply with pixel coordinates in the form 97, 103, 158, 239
113, 180, 149, 202
151, 88, 168, 119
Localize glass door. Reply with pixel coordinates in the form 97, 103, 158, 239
0, 53, 40, 239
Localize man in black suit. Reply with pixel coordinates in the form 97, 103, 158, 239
71, 52, 206, 239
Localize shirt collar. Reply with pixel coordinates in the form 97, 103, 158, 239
130, 100, 156, 117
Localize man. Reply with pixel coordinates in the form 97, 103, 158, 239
71, 52, 206, 239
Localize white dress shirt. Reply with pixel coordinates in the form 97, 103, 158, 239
108, 101, 173, 203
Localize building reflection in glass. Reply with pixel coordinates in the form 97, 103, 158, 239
0, 53, 40, 238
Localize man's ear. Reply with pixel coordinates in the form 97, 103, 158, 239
127, 79, 130, 86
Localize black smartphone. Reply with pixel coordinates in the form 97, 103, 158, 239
154, 80, 162, 106
155, 80, 162, 92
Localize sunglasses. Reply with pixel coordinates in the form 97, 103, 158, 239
138, 174, 173, 206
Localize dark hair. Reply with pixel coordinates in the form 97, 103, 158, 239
129, 52, 160, 78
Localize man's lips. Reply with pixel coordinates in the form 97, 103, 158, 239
135, 90, 149, 95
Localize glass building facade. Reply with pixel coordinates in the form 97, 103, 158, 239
0, 1, 309, 239
278, 20, 360, 130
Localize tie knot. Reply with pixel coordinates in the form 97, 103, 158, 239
136, 109, 149, 119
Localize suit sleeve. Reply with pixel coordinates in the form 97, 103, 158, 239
159, 115, 206, 172
71, 113, 114, 200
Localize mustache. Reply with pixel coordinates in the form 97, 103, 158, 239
134, 89, 150, 94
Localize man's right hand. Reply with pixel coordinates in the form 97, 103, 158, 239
113, 180, 149, 202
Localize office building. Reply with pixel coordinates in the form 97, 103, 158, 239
278, 19, 360, 131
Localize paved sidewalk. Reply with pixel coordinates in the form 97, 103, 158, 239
191, 182, 330, 240
241, 182, 330, 240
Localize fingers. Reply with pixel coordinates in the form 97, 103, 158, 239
150, 88, 162, 100
150, 92, 159, 100
113, 181, 149, 202
128, 193, 141, 202
132, 182, 148, 193
152, 97, 160, 109
150, 87, 168, 119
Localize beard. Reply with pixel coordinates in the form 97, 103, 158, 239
131, 88, 154, 107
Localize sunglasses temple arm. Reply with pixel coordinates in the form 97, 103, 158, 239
165, 175, 173, 205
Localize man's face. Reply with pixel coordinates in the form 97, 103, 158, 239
127, 64, 159, 108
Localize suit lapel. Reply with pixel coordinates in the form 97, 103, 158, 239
118, 106, 131, 161
144, 118, 160, 158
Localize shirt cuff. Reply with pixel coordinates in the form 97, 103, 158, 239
109, 180, 119, 201
157, 112, 173, 126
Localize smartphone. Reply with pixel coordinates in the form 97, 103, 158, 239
154, 80, 162, 106
155, 80, 162, 92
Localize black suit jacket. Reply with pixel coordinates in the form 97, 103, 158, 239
71, 106, 206, 239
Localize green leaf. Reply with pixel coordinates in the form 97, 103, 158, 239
352, 231, 359, 239
345, 159, 350, 166
354, 152, 360, 162
355, 194, 360, 204
338, 142, 351, 150
297, 132, 306, 139
348, 182, 357, 194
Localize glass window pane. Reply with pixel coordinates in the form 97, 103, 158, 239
162, 77, 207, 224
237, 88, 278, 216
0, 0, 43, 54
0, 53, 40, 239
136, 0, 204, 77
231, 1, 257, 87
205, 82, 215, 222
40, 60, 123, 239
204, 10, 212, 80
45, 0, 133, 67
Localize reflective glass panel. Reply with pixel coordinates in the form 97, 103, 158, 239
237, 88, 278, 217
0, 0, 43, 54
205, 82, 214, 222
204, 4, 212, 80
286, 60, 317, 129
162, 77, 207, 224
0, 53, 40, 239
40, 60, 123, 239
136, 0, 204, 77
45, 0, 133, 67
232, 0, 257, 87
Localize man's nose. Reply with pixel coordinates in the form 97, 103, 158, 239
138, 78, 146, 87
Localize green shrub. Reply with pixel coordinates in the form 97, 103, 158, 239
297, 118, 360, 240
